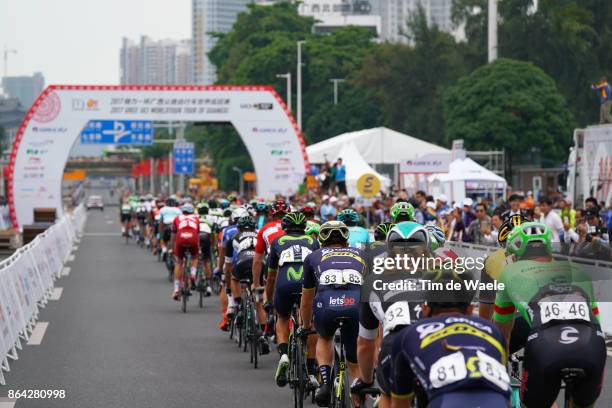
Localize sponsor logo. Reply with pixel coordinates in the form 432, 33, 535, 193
266, 140, 291, 148
527, 332, 539, 342
316, 302, 323, 308
26, 139, 54, 148
32, 126, 67, 133
252, 127, 288, 134
72, 98, 99, 111
559, 326, 579, 344
270, 149, 292, 156
274, 174, 290, 180
329, 294, 356, 306
415, 322, 445, 339
276, 157, 291, 165
27, 157, 42, 164
33, 91, 61, 123
240, 103, 273, 110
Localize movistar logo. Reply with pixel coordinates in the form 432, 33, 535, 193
287, 266, 303, 281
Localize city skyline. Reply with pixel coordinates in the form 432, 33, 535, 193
0, 0, 190, 85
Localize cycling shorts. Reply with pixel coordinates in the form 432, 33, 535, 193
273, 276, 302, 318
199, 232, 211, 260
174, 231, 199, 260
521, 322, 605, 408
162, 227, 171, 244
313, 289, 360, 363
428, 390, 510, 408
377, 330, 402, 395
120, 213, 131, 223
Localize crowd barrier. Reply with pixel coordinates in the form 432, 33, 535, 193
0, 204, 87, 385
445, 241, 612, 336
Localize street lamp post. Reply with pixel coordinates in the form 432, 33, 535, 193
488, 0, 498, 62
297, 40, 306, 130
329, 78, 346, 105
276, 73, 292, 112
232, 166, 244, 198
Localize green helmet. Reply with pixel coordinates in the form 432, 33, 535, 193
305, 220, 320, 237
281, 212, 307, 232
505, 222, 552, 259
386, 221, 429, 247
318, 221, 349, 245
390, 202, 415, 223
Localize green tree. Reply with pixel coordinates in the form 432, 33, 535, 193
444, 58, 573, 170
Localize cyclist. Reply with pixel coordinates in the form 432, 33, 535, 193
478, 214, 525, 321
390, 269, 511, 408
374, 222, 393, 242
266, 212, 319, 388
159, 196, 181, 259
151, 200, 164, 254
120, 199, 132, 237
337, 208, 370, 249
196, 202, 213, 296
221, 207, 249, 324
135, 197, 148, 244
251, 200, 289, 293
353, 222, 431, 408
300, 221, 366, 406
302, 203, 320, 239
170, 203, 200, 301
493, 222, 605, 408
255, 201, 269, 230
390, 201, 416, 224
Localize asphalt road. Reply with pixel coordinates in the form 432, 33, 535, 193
2, 197, 612, 407
0, 208, 289, 408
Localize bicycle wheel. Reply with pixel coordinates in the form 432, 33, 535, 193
181, 254, 190, 313
251, 306, 259, 368
295, 334, 306, 408
197, 261, 204, 308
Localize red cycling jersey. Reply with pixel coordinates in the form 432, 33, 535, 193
255, 220, 284, 255
173, 214, 200, 258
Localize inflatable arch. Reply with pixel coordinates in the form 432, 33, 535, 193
8, 85, 309, 228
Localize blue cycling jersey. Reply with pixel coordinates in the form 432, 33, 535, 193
347, 226, 370, 249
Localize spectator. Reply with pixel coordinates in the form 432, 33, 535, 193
321, 159, 333, 194
462, 198, 476, 228
533, 204, 544, 223
540, 197, 564, 241
591, 76, 612, 124
558, 198, 576, 229
466, 203, 491, 244
523, 191, 535, 210
501, 194, 527, 220
435, 194, 449, 216
449, 204, 465, 242
334, 158, 347, 195
320, 195, 336, 222
491, 213, 503, 238
585, 197, 599, 211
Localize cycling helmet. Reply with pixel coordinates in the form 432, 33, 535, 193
244, 203, 256, 217
181, 203, 195, 215
223, 208, 233, 218
237, 215, 256, 230
318, 221, 349, 245
145, 194, 154, 201
256, 202, 269, 213
269, 199, 290, 217
374, 222, 393, 242
208, 199, 218, 209
281, 212, 307, 232
301, 203, 316, 217
386, 221, 429, 246
505, 222, 552, 259
305, 221, 320, 237
249, 199, 258, 207
497, 214, 527, 247
219, 199, 230, 209
231, 207, 249, 223
139, 196, 145, 202
196, 202, 209, 215
390, 202, 415, 223
227, 194, 237, 203
337, 208, 360, 226
426, 225, 446, 251
423, 268, 476, 314
166, 196, 178, 207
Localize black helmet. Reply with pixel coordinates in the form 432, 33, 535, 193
281, 212, 307, 232
423, 269, 475, 314
237, 215, 256, 230
374, 222, 393, 241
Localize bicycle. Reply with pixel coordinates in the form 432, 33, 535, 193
178, 248, 192, 313
288, 294, 315, 408
331, 317, 352, 408
237, 279, 264, 367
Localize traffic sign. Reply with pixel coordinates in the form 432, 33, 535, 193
174, 142, 194, 175
80, 120, 153, 145
356, 173, 381, 199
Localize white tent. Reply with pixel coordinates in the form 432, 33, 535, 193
307, 127, 449, 164
429, 158, 507, 203
335, 142, 391, 197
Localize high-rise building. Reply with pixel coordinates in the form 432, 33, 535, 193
380, 0, 460, 43
297, 0, 382, 35
1, 72, 45, 109
192, 0, 253, 85
119, 36, 193, 85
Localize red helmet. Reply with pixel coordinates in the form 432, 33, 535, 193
270, 200, 290, 217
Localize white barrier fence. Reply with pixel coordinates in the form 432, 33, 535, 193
446, 241, 612, 336
0, 204, 86, 385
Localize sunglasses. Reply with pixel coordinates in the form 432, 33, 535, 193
319, 226, 349, 242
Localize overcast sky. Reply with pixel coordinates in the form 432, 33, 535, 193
0, 0, 190, 85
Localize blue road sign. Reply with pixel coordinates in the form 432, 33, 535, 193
174, 142, 194, 175
80, 120, 153, 145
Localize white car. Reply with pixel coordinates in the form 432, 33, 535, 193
86, 195, 104, 211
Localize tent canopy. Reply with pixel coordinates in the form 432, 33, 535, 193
307, 127, 449, 164
431, 158, 506, 183
335, 142, 390, 197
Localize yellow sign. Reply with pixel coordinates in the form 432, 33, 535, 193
356, 173, 380, 198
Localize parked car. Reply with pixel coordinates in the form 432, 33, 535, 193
86, 195, 104, 211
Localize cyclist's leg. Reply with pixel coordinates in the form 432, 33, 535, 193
376, 331, 400, 408
188, 239, 200, 288
172, 243, 185, 300
273, 285, 293, 387
313, 293, 339, 404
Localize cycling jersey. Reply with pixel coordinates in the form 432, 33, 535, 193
172, 214, 200, 259
225, 230, 258, 282
268, 234, 319, 317
160, 206, 182, 225
391, 315, 510, 405
479, 248, 512, 304
255, 220, 284, 255
120, 204, 132, 214
347, 225, 370, 249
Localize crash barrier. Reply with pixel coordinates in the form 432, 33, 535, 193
445, 241, 612, 336
0, 204, 86, 385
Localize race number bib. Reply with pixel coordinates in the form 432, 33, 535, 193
319, 269, 363, 286
279, 246, 313, 266
539, 301, 590, 324
383, 302, 411, 332
477, 351, 510, 392
429, 352, 467, 388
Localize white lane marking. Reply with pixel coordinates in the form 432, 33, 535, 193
83, 232, 121, 237
67, 254, 75, 263
62, 267, 71, 277
27, 322, 49, 345
0, 401, 16, 407
49, 287, 63, 301
106, 220, 113, 225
